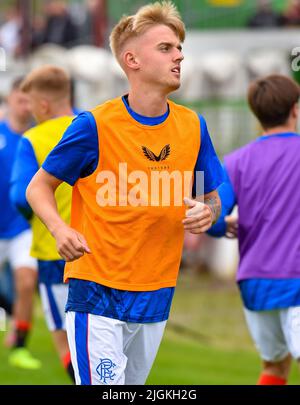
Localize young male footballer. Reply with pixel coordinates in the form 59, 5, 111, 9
208, 74, 300, 385
26, 1, 223, 385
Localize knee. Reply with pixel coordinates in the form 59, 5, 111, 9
16, 271, 37, 294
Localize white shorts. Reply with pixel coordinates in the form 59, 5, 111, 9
66, 311, 167, 385
244, 306, 300, 362
39, 283, 68, 331
0, 229, 37, 271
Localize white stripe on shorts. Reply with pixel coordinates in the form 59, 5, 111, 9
39, 283, 68, 331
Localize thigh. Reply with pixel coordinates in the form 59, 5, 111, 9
124, 320, 167, 385
244, 307, 289, 362
280, 306, 300, 360
8, 230, 37, 271
66, 312, 127, 385
39, 283, 68, 331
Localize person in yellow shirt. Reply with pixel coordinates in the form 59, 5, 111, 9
26, 2, 223, 385
11, 66, 75, 381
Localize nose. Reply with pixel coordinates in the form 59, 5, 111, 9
174, 47, 184, 62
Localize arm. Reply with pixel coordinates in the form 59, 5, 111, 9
207, 165, 237, 238
183, 116, 224, 234
183, 190, 221, 234
10, 137, 39, 220
26, 168, 90, 262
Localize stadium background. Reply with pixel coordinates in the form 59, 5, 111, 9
0, 0, 299, 384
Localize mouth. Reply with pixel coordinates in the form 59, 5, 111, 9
171, 66, 181, 75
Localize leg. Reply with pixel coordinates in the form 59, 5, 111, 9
124, 321, 167, 385
8, 230, 40, 369
13, 266, 37, 346
9, 229, 37, 341
66, 312, 127, 385
0, 263, 14, 316
259, 355, 292, 384
280, 306, 300, 376
0, 243, 14, 341
39, 282, 75, 382
243, 308, 290, 385
52, 329, 75, 382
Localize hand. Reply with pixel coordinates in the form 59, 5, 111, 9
52, 224, 91, 262
225, 215, 238, 239
182, 197, 213, 234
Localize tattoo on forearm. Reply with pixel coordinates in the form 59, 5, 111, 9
204, 196, 221, 225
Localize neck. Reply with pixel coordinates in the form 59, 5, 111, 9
49, 104, 73, 120
262, 123, 297, 136
127, 85, 168, 117
7, 114, 30, 134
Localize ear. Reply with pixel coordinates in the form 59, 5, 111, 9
40, 98, 50, 114
123, 51, 140, 71
292, 103, 299, 119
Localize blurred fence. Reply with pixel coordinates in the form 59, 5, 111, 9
181, 100, 258, 157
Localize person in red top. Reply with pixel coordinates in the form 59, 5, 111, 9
26, 1, 223, 385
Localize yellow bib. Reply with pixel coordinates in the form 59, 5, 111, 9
25, 116, 73, 260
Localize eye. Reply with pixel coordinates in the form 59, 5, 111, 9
160, 45, 170, 52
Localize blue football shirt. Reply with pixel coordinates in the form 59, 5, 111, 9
0, 121, 29, 238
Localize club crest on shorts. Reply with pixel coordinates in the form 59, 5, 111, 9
96, 358, 116, 384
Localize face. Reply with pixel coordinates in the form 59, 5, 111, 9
7, 89, 31, 123
126, 24, 184, 94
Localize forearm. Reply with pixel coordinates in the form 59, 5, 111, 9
183, 191, 221, 234
206, 168, 236, 237
203, 192, 221, 225
26, 171, 66, 237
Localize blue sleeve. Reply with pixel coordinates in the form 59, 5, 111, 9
10, 137, 39, 220
42, 112, 99, 186
193, 115, 224, 196
206, 165, 236, 237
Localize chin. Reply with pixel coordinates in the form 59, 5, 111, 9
168, 81, 181, 92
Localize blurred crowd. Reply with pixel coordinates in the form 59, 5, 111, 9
1, 0, 300, 59
0, 0, 108, 58
248, 0, 300, 28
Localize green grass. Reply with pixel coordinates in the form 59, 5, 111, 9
0, 303, 70, 385
0, 273, 299, 385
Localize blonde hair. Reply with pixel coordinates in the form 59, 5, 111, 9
21, 65, 71, 99
110, 1, 185, 64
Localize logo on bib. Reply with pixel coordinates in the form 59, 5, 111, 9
142, 144, 170, 162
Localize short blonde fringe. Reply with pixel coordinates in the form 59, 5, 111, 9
110, 1, 185, 64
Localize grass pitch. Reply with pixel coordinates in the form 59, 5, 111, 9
0, 272, 298, 385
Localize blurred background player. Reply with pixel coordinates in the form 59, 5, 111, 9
0, 78, 40, 369
208, 74, 300, 385
10, 66, 75, 382
26, 2, 223, 385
